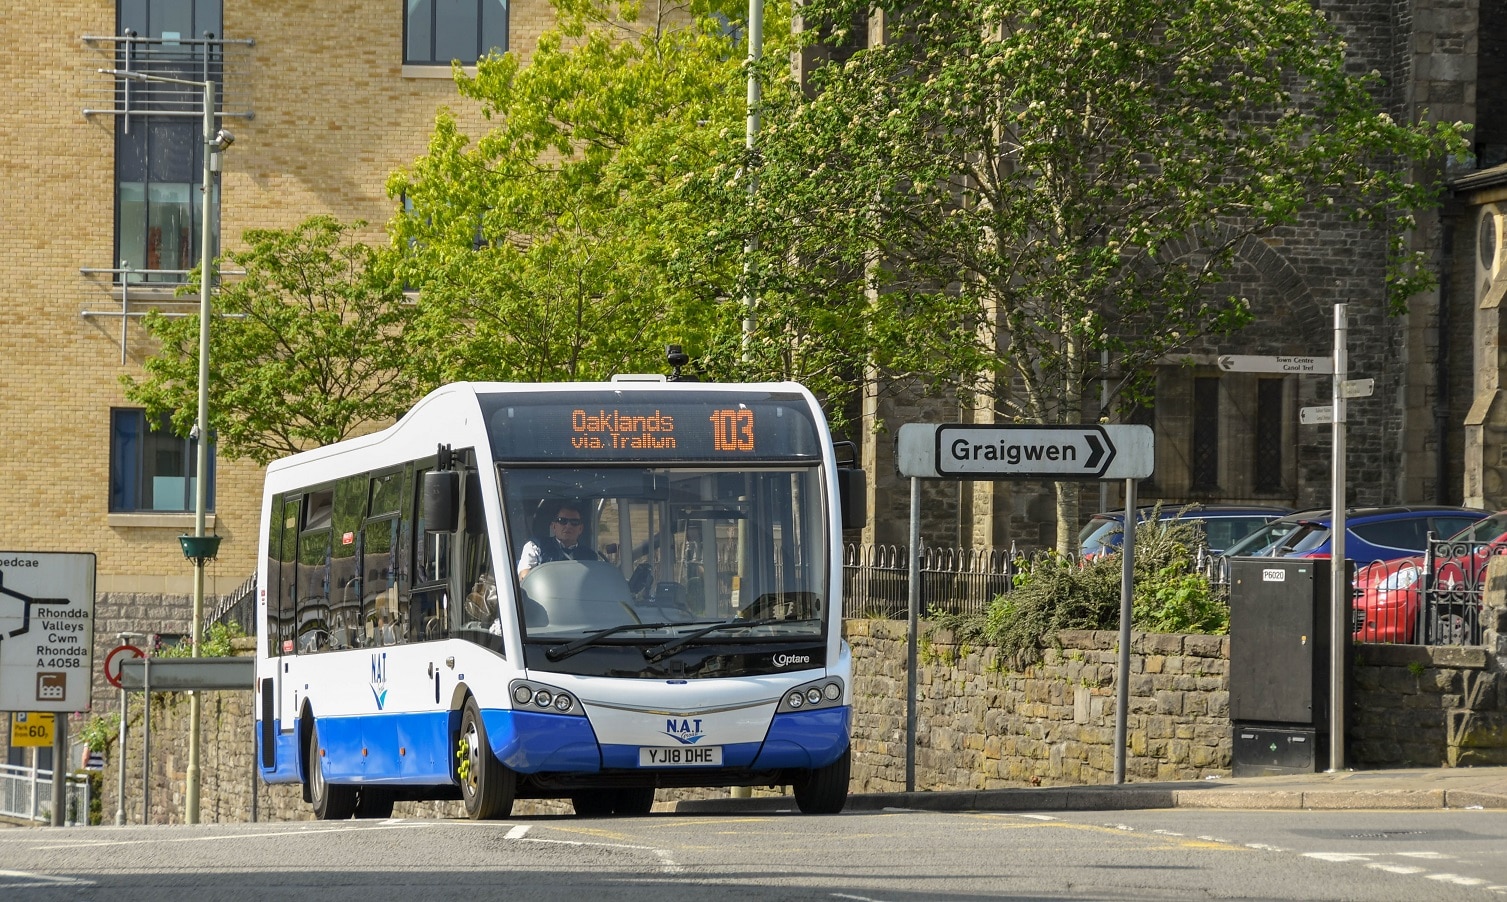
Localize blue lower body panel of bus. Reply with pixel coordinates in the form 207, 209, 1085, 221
260, 704, 851, 785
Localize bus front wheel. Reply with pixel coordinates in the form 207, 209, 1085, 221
459, 698, 515, 820
793, 746, 850, 815
308, 723, 357, 820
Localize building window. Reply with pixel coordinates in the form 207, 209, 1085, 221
115, 0, 225, 283
117, 119, 219, 283
109, 409, 216, 513
405, 0, 508, 66
1191, 376, 1220, 491
1254, 378, 1285, 493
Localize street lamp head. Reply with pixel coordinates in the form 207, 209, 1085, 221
210, 129, 234, 151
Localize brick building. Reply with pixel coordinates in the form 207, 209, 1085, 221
0, 0, 551, 764
2, 0, 1506, 765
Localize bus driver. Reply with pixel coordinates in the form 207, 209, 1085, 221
517, 501, 603, 579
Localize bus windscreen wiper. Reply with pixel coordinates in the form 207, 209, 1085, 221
643, 618, 785, 663
546, 622, 680, 662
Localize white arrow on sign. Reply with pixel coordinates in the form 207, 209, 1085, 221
1217, 354, 1334, 375
897, 423, 1154, 480
1300, 405, 1336, 425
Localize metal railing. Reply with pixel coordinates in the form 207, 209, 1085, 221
206, 573, 257, 632
81, 32, 256, 127
1355, 537, 1507, 647
842, 544, 1019, 619
0, 764, 92, 825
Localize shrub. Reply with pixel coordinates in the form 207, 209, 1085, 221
157, 621, 246, 658
933, 505, 1226, 661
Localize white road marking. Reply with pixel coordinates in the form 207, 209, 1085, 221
1427, 873, 1489, 886
505, 825, 531, 840
31, 822, 429, 850
1305, 852, 1376, 863
0, 869, 95, 888
1366, 863, 1426, 875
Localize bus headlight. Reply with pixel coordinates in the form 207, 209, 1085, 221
777, 677, 845, 713
509, 679, 582, 716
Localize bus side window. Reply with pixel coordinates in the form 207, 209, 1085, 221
268, 495, 301, 657
411, 466, 450, 641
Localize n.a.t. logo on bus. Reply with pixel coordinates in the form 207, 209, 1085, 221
662, 717, 706, 745
708, 409, 754, 452
370, 652, 388, 710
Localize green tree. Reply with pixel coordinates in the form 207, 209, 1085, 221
715, 0, 1469, 549
389, 0, 778, 384
123, 216, 424, 465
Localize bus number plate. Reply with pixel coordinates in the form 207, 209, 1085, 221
639, 746, 723, 767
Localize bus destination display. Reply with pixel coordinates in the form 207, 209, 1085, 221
571, 408, 753, 452
483, 392, 819, 461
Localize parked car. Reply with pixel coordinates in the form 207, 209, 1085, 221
1078, 504, 1291, 558
1221, 505, 1491, 565
1352, 510, 1507, 644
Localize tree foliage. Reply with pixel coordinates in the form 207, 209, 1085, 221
703, 0, 1469, 545
123, 216, 424, 464
389, 0, 777, 384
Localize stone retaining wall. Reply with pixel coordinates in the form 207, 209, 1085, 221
80, 618, 1507, 824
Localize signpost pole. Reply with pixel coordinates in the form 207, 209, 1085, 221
50, 716, 66, 826
117, 682, 128, 825
142, 657, 151, 824
906, 476, 920, 794
1114, 476, 1136, 784
1329, 305, 1348, 772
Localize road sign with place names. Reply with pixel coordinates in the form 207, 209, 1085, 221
1217, 355, 1334, 375
1342, 378, 1375, 399
0, 552, 97, 713
1300, 406, 1335, 425
897, 423, 1154, 480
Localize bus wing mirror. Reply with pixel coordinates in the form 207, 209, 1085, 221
423, 470, 460, 533
838, 468, 866, 531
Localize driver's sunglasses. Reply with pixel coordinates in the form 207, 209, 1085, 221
554, 517, 584, 526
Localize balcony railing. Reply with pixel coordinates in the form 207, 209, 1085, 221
82, 32, 256, 128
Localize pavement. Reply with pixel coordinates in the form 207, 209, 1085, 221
672, 767, 1507, 814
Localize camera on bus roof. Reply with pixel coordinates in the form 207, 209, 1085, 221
665, 344, 690, 368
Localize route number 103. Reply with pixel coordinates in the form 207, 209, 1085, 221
709, 409, 755, 452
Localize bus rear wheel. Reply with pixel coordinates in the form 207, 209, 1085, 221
459, 698, 515, 820
793, 746, 850, 815
308, 723, 357, 820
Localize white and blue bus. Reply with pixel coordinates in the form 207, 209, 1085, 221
254, 376, 865, 818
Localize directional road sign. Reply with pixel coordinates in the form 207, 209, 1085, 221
897, 423, 1154, 480
1342, 378, 1375, 399
1300, 406, 1335, 425
0, 552, 97, 713
1217, 355, 1334, 375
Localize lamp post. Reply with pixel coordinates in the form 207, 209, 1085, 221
100, 68, 232, 825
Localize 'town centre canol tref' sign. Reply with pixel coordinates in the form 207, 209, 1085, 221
0, 552, 97, 713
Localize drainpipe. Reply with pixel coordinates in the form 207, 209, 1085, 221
1436, 215, 1453, 504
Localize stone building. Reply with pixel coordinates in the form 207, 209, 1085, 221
847, 1, 1507, 550
2, 0, 1506, 762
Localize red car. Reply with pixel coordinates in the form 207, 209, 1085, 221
1352, 511, 1507, 644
